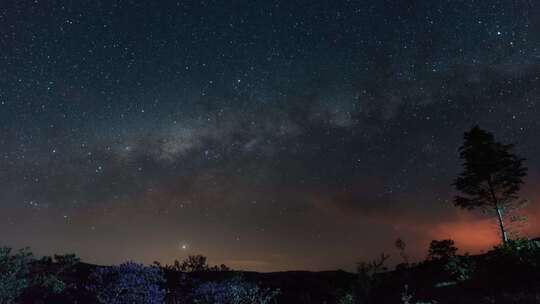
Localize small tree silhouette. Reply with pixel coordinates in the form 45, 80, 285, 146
179, 255, 209, 272
453, 126, 528, 243
355, 253, 390, 304
163, 255, 230, 273
395, 238, 409, 266
427, 239, 458, 261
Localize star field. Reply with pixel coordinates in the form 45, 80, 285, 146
1, 0, 540, 271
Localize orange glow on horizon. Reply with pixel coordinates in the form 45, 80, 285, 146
431, 216, 500, 253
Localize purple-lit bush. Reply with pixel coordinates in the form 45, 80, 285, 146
86, 261, 165, 304
192, 276, 280, 304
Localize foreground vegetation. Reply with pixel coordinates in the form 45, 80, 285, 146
2, 238, 540, 303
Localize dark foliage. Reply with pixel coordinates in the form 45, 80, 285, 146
0, 247, 82, 304
428, 239, 458, 261
395, 238, 409, 266
453, 126, 528, 243
192, 275, 280, 304
0, 247, 33, 304
157, 255, 231, 273
86, 262, 165, 304
5, 244, 540, 304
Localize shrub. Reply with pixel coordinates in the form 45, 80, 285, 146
337, 292, 355, 304
444, 254, 476, 282
23, 253, 81, 301
164, 272, 199, 304
0, 247, 79, 303
395, 238, 409, 266
0, 247, 33, 304
179, 255, 209, 272
401, 285, 437, 304
427, 240, 458, 261
356, 253, 389, 302
162, 255, 231, 273
493, 238, 540, 267
192, 275, 280, 304
86, 261, 165, 304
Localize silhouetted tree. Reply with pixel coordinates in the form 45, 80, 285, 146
355, 253, 389, 304
160, 255, 231, 273
180, 255, 209, 272
394, 238, 409, 266
209, 264, 231, 272
453, 126, 527, 243
427, 239, 458, 261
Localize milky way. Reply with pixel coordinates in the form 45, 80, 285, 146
1, 1, 540, 271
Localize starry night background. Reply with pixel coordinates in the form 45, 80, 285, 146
1, 0, 540, 272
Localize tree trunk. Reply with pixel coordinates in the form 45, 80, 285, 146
487, 177, 509, 244
495, 207, 509, 244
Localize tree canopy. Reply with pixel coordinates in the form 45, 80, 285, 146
453, 126, 527, 243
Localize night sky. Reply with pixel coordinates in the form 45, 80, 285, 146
1, 1, 540, 272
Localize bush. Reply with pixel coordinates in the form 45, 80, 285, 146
337, 292, 355, 304
0, 247, 33, 304
401, 285, 437, 304
0, 247, 79, 303
179, 255, 209, 272
86, 261, 165, 304
427, 240, 458, 261
494, 238, 540, 267
192, 276, 280, 304
161, 255, 231, 273
355, 253, 389, 303
444, 254, 476, 282
22, 253, 81, 301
